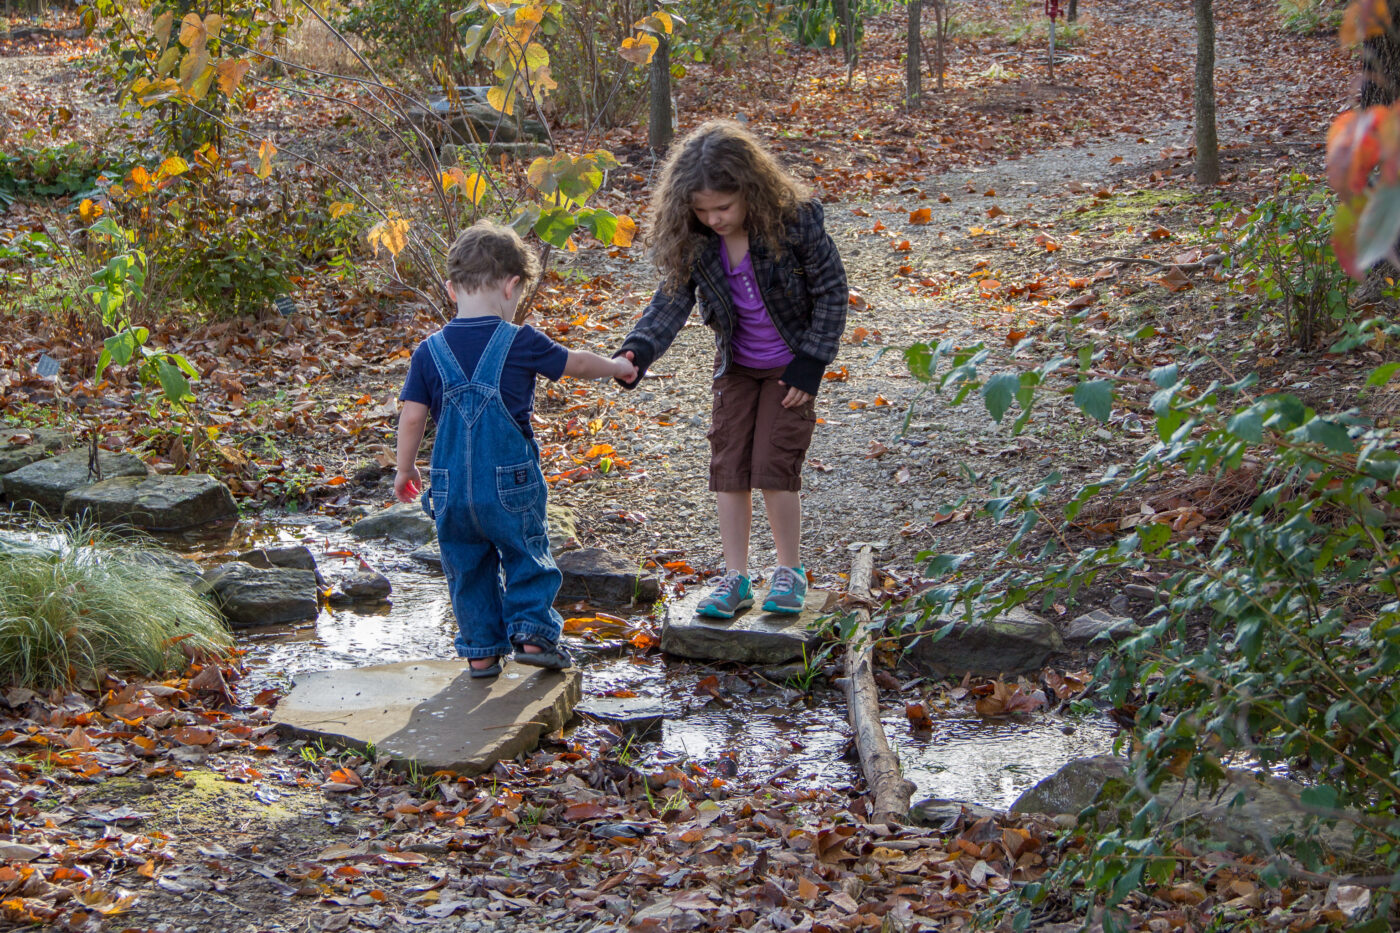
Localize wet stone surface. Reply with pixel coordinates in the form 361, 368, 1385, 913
63, 473, 237, 531
908, 606, 1065, 677
201, 562, 321, 628
4, 448, 149, 515
659, 586, 834, 664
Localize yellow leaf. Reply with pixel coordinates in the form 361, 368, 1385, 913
79, 199, 104, 222
155, 45, 180, 76
513, 5, 544, 26
202, 13, 223, 39
613, 214, 637, 247
128, 165, 153, 197
178, 47, 210, 89
523, 41, 549, 70
633, 10, 674, 34
178, 12, 204, 48
368, 216, 411, 258
619, 34, 658, 65
486, 84, 514, 116
328, 201, 355, 219
153, 10, 173, 47
829, 25, 837, 45
256, 140, 276, 180
156, 156, 189, 181
215, 59, 250, 96
185, 63, 215, 102
460, 171, 488, 205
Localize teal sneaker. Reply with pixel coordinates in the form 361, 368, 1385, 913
697, 570, 754, 619
762, 565, 807, 614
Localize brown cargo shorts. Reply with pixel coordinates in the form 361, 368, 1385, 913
708, 363, 817, 492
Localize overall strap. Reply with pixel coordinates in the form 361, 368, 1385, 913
426, 330, 469, 388
470, 319, 518, 389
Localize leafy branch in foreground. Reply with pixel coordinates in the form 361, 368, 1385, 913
897, 331, 1400, 930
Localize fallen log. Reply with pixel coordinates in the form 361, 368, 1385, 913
843, 546, 915, 823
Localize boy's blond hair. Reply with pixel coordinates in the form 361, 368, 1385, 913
446, 221, 542, 293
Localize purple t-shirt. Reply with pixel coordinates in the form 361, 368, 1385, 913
720, 248, 793, 369
399, 318, 569, 437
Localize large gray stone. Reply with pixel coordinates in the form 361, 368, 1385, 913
63, 474, 237, 531
274, 659, 580, 776
1011, 756, 1358, 856
659, 585, 834, 664
0, 428, 72, 480
350, 502, 436, 546
201, 561, 319, 627
908, 606, 1064, 677
5, 449, 149, 515
1064, 609, 1140, 645
555, 548, 660, 605
328, 567, 392, 603
910, 797, 1002, 831
236, 545, 324, 585
407, 89, 548, 145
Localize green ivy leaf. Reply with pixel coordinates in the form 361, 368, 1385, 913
1304, 417, 1355, 453
155, 357, 193, 406
1226, 409, 1263, 443
1299, 784, 1337, 812
1366, 361, 1400, 388
1073, 380, 1113, 422
905, 343, 933, 383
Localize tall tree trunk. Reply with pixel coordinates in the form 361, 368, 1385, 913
1361, 1, 1400, 107
1193, 0, 1220, 186
906, 0, 921, 108
933, 0, 946, 92
1067, 0, 1079, 22
648, 6, 672, 152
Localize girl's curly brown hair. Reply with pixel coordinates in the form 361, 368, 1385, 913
647, 120, 810, 292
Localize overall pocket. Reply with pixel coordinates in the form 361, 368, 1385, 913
496, 461, 542, 513
425, 468, 449, 519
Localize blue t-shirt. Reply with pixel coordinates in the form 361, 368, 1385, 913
399, 318, 569, 437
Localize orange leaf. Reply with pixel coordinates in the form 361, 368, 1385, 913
986, 205, 1005, 219
169, 726, 215, 746
909, 207, 932, 225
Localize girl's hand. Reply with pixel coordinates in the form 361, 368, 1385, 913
779, 383, 813, 409
394, 466, 423, 503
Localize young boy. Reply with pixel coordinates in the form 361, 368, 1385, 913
394, 222, 637, 678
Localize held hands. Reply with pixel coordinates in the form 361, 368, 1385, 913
394, 467, 422, 503
612, 354, 639, 383
778, 381, 813, 409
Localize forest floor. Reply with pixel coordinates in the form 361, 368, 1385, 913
1, 0, 1393, 930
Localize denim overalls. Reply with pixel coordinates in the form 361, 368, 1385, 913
421, 321, 564, 660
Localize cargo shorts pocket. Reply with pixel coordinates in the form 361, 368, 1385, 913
497, 461, 542, 513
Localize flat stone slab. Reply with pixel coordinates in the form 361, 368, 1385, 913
556, 547, 661, 605
908, 606, 1065, 677
0, 428, 72, 479
64, 473, 237, 531
659, 586, 834, 664
275, 660, 580, 776
5, 449, 149, 515
1064, 609, 1140, 644
350, 502, 437, 546
576, 696, 666, 738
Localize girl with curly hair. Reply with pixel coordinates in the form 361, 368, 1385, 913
614, 120, 849, 618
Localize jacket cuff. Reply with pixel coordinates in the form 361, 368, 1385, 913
780, 353, 826, 396
614, 338, 655, 389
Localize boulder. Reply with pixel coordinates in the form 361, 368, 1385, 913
1064, 609, 1140, 645
350, 502, 436, 546
329, 567, 392, 603
201, 562, 319, 627
660, 585, 834, 664
908, 606, 1064, 677
0, 428, 72, 483
5, 449, 149, 515
275, 659, 580, 776
555, 547, 660, 605
1010, 756, 1358, 857
407, 90, 548, 145
236, 545, 324, 585
128, 548, 204, 585
63, 474, 237, 531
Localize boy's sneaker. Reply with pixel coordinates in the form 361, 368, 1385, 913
697, 570, 754, 619
762, 565, 807, 614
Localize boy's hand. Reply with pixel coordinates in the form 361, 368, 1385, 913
394, 466, 423, 503
612, 355, 639, 383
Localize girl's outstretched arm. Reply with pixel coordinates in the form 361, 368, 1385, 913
612, 279, 699, 388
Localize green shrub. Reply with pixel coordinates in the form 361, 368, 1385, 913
0, 143, 131, 207
898, 335, 1400, 930
336, 0, 487, 86
1278, 0, 1344, 34
0, 525, 233, 689
1216, 174, 1358, 348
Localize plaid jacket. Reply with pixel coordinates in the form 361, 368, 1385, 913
617, 199, 848, 396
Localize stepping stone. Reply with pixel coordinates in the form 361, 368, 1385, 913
350, 502, 436, 546
1064, 609, 1140, 644
4, 449, 148, 515
659, 586, 835, 664
200, 562, 320, 627
274, 660, 580, 776
328, 567, 392, 604
576, 696, 666, 739
555, 548, 661, 605
0, 428, 72, 490
409, 541, 441, 570
908, 606, 1064, 677
64, 474, 237, 531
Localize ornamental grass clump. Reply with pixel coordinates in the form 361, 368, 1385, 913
0, 526, 232, 690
